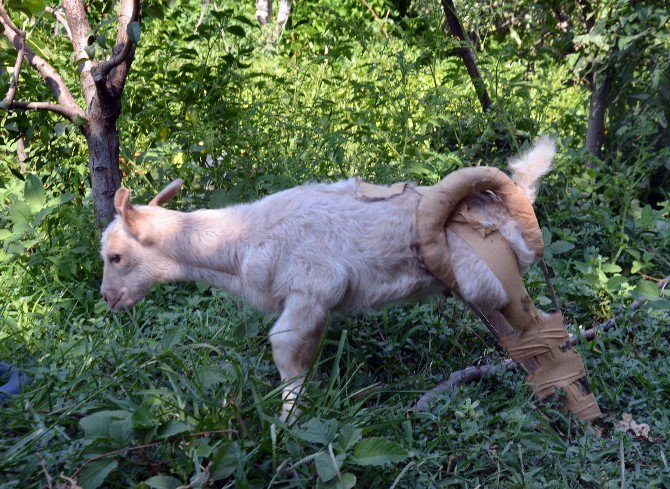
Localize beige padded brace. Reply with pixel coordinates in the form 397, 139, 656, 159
414, 168, 601, 421
450, 221, 601, 420
416, 167, 545, 291
358, 169, 602, 420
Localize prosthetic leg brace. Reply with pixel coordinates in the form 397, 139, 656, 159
414, 167, 602, 421
449, 221, 601, 420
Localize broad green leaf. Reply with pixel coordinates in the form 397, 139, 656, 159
9, 200, 32, 236
77, 459, 118, 489
639, 205, 655, 226
631, 260, 644, 274
132, 405, 158, 430
227, 25, 246, 37
601, 262, 622, 274
606, 275, 628, 290
7, 0, 47, 15
633, 280, 660, 300
296, 418, 339, 445
352, 438, 408, 466
648, 299, 670, 311
337, 424, 362, 451
79, 410, 132, 439
211, 442, 241, 481
144, 475, 183, 489
46, 193, 76, 207
541, 226, 551, 248
202, 365, 229, 388
157, 421, 190, 439
315, 450, 345, 482
317, 472, 356, 489
24, 174, 46, 213
549, 240, 575, 256
210, 188, 229, 208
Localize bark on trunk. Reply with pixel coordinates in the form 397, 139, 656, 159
441, 0, 492, 112
585, 69, 613, 161
85, 118, 122, 228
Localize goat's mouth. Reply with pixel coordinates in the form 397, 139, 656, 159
109, 292, 126, 311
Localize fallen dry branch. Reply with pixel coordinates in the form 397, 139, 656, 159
413, 277, 668, 411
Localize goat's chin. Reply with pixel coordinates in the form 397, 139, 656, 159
109, 291, 147, 311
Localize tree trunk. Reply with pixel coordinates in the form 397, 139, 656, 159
85, 118, 122, 228
397, 0, 411, 18
81, 84, 124, 228
585, 69, 613, 160
441, 0, 491, 112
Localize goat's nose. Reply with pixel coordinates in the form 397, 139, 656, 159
101, 287, 108, 303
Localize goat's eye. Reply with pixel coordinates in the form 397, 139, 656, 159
109, 254, 121, 264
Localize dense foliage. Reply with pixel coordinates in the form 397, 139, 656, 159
1, 0, 669, 487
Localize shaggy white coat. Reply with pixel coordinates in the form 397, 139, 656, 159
100, 137, 556, 419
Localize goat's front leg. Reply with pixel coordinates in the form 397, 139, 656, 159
269, 297, 328, 422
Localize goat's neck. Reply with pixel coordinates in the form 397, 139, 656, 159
160, 206, 248, 283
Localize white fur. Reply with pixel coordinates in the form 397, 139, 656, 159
100, 138, 554, 420
509, 135, 556, 203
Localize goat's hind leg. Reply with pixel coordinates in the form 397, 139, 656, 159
269, 296, 328, 422
448, 222, 602, 421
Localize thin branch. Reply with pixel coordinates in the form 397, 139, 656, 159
0, 3, 21, 36
62, 0, 96, 107
99, 0, 140, 90
194, 0, 210, 34
360, 0, 392, 44
45, 6, 72, 41
7, 99, 83, 120
1, 33, 24, 108
413, 277, 668, 412
255, 0, 272, 26
440, 0, 492, 112
16, 134, 28, 172
0, 3, 85, 121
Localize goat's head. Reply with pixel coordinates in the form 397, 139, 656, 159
100, 179, 184, 311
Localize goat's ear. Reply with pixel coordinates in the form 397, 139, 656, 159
114, 187, 153, 243
115, 187, 139, 223
149, 178, 184, 206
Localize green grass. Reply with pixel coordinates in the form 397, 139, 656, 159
1, 274, 669, 487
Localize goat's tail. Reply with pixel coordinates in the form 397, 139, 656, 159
508, 136, 556, 204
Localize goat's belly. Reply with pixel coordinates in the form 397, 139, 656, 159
336, 267, 445, 313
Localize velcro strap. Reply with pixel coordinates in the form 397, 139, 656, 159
562, 383, 603, 421
527, 347, 585, 397
498, 313, 568, 361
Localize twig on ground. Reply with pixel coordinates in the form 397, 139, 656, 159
413, 276, 668, 411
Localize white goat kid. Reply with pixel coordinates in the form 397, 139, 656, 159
100, 138, 556, 420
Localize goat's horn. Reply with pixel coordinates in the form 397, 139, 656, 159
149, 178, 184, 206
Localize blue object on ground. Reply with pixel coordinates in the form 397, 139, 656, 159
0, 362, 28, 402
